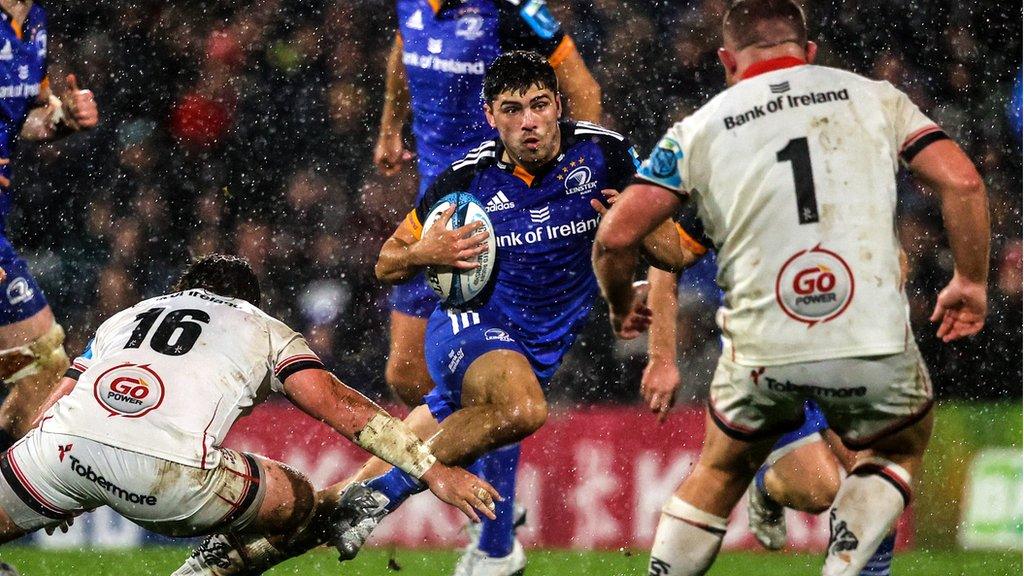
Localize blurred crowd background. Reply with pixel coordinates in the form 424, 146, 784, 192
13, 0, 1020, 404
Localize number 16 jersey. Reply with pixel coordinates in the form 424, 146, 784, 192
40, 290, 324, 469
637, 58, 948, 365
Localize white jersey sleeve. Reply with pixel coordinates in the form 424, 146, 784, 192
638, 64, 949, 365
267, 318, 323, 393
41, 290, 324, 469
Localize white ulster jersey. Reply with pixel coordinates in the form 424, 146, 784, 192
41, 289, 324, 468
637, 59, 948, 365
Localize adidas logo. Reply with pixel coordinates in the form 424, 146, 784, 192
485, 191, 515, 213
406, 9, 424, 30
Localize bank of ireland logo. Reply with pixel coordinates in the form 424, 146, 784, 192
93, 362, 165, 418
775, 245, 854, 327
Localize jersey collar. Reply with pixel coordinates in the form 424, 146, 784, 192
739, 56, 806, 80
494, 121, 576, 187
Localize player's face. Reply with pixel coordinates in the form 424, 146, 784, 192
485, 84, 562, 171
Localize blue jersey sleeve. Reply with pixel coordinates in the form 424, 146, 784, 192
672, 201, 713, 257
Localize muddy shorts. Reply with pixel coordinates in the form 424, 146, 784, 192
0, 430, 264, 537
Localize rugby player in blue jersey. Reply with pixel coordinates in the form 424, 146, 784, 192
173, 50, 634, 576
372, 1, 601, 572
0, 1, 96, 452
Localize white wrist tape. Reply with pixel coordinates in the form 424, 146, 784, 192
46, 94, 65, 130
355, 413, 437, 479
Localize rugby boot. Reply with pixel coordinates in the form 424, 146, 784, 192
747, 480, 787, 550
453, 538, 526, 576
331, 482, 391, 561
0, 562, 19, 576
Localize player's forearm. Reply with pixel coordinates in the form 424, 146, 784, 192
593, 239, 640, 317
647, 267, 680, 365
642, 220, 695, 273
555, 48, 602, 123
30, 376, 77, 428
937, 180, 990, 285
379, 35, 410, 137
376, 236, 424, 284
285, 370, 436, 478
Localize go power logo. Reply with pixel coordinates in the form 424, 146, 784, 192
93, 362, 165, 418
775, 245, 854, 327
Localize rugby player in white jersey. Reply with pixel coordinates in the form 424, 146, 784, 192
592, 1, 989, 575
0, 255, 498, 570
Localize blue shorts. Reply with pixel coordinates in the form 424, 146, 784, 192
772, 400, 829, 451
423, 307, 557, 422
387, 272, 438, 318
0, 236, 47, 325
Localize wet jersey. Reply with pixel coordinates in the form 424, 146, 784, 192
637, 59, 948, 365
0, 4, 48, 227
397, 0, 572, 197
41, 290, 324, 469
407, 120, 638, 365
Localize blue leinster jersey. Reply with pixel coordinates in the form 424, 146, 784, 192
407, 121, 639, 367
0, 4, 48, 225
397, 0, 570, 198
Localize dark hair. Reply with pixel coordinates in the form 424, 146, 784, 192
723, 0, 808, 50
173, 254, 261, 306
482, 50, 558, 103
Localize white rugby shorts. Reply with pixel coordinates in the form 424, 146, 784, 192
708, 341, 933, 449
0, 429, 264, 536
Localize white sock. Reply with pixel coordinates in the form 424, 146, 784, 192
822, 458, 911, 576
648, 497, 728, 576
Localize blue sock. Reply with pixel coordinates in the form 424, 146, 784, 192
365, 467, 425, 513
475, 444, 521, 558
754, 464, 771, 499
859, 532, 895, 576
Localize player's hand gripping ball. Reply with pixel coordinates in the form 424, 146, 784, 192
423, 193, 497, 306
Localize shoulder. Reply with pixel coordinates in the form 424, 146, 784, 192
421, 139, 499, 207
571, 120, 628, 143
28, 3, 47, 25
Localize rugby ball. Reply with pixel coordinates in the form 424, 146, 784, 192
423, 192, 497, 306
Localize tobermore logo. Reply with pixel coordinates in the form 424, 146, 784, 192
67, 455, 157, 506
93, 362, 166, 418
485, 191, 516, 213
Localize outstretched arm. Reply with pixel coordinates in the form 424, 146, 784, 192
642, 267, 681, 422
908, 139, 989, 341
283, 368, 499, 520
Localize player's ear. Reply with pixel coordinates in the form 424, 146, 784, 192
805, 41, 818, 64
483, 102, 497, 128
717, 47, 737, 77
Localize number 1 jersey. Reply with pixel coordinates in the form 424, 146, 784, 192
40, 290, 323, 469
637, 59, 947, 365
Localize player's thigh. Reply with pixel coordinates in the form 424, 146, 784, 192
245, 455, 316, 536
0, 237, 53, 348
855, 408, 933, 478
0, 506, 26, 544
462, 350, 545, 422
0, 307, 54, 347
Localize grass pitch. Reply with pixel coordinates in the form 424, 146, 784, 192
0, 547, 1019, 575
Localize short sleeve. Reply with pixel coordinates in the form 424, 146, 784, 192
268, 320, 324, 392
635, 120, 697, 197
884, 83, 949, 164
595, 129, 641, 191
411, 153, 484, 239
65, 339, 94, 381
497, 0, 568, 64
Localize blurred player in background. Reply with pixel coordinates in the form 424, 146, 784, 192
373, 1, 601, 573
0, 254, 498, 572
0, 0, 97, 454
593, 1, 989, 574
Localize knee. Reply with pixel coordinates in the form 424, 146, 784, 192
504, 398, 548, 438
265, 464, 317, 533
